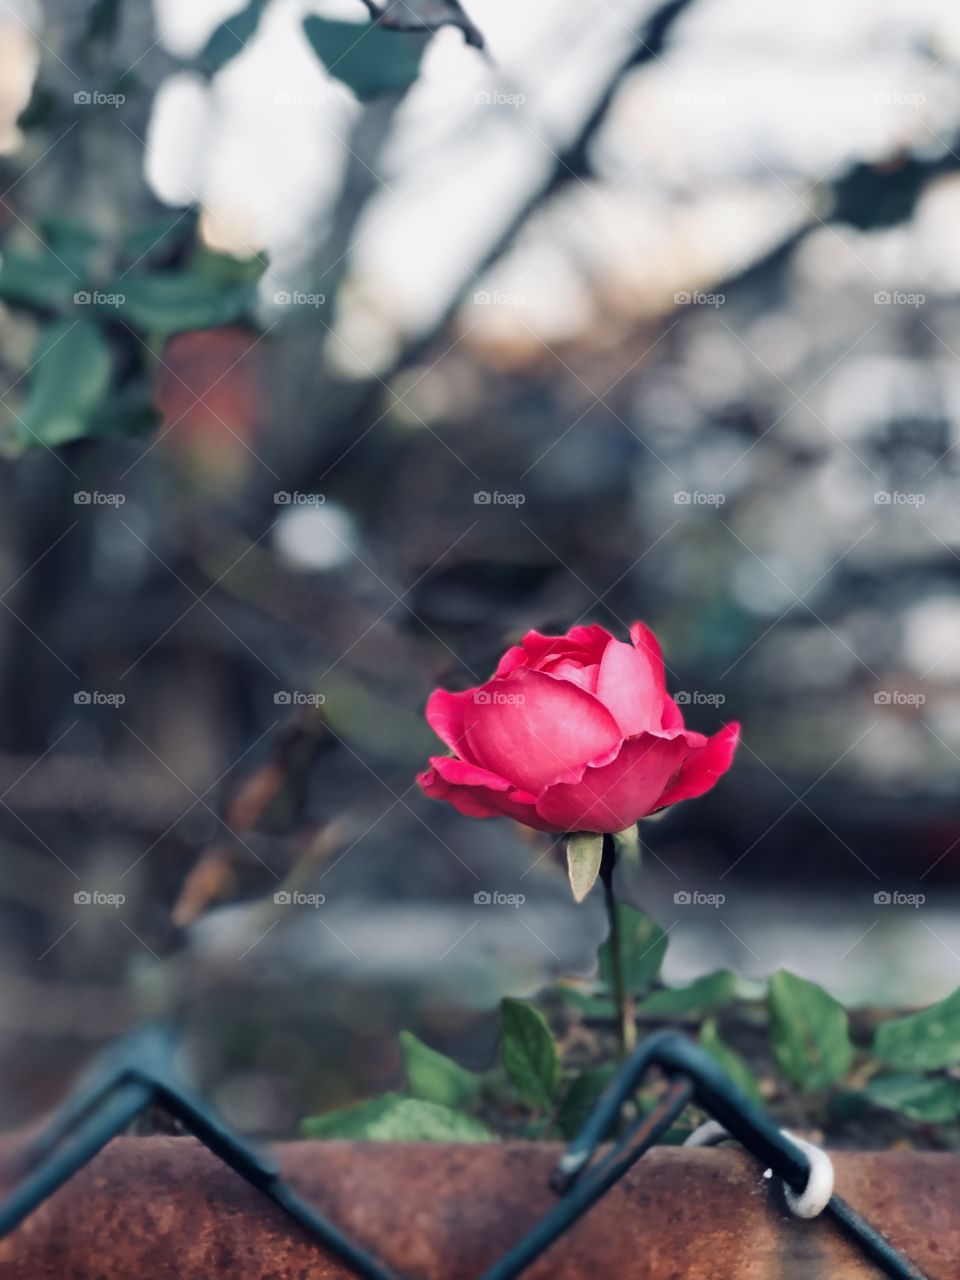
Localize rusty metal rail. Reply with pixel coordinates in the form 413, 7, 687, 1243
0, 1024, 942, 1279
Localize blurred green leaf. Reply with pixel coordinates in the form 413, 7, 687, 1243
199, 0, 271, 75
638, 970, 737, 1017
302, 1093, 494, 1141
400, 1030, 479, 1108
106, 271, 255, 334
19, 319, 111, 447
861, 1072, 960, 1123
598, 905, 667, 994
500, 998, 559, 1111
557, 1065, 616, 1139
873, 990, 960, 1072
700, 1017, 762, 1104
768, 970, 854, 1091
0, 245, 80, 309
565, 832, 603, 903
303, 15, 426, 100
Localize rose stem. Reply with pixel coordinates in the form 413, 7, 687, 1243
599, 833, 636, 1058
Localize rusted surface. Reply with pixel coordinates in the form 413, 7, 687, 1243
0, 1138, 954, 1279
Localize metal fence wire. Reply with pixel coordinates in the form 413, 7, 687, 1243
0, 1024, 929, 1280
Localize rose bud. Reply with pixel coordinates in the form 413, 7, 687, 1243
417, 623, 739, 837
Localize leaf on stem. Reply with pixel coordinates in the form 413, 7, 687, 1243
565, 831, 603, 903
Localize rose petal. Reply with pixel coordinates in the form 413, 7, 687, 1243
657, 722, 740, 807
494, 625, 612, 676
546, 658, 601, 693
535, 733, 689, 833
464, 668, 622, 793
630, 622, 666, 691
424, 688, 478, 759
595, 638, 662, 736
418, 757, 549, 828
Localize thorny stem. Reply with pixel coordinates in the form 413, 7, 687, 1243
599, 834, 636, 1059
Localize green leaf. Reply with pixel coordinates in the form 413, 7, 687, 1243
598, 905, 667, 994
767, 970, 854, 1091
198, 0, 270, 75
565, 832, 603, 903
638, 970, 737, 1017
700, 1018, 762, 1104
19, 319, 111, 447
303, 16, 426, 101
873, 989, 960, 1071
399, 1030, 479, 1108
107, 271, 255, 334
499, 998, 559, 1111
862, 1073, 960, 1123
0, 245, 80, 309
302, 1093, 494, 1141
557, 1065, 616, 1139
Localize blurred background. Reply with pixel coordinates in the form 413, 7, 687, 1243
0, 0, 959, 1135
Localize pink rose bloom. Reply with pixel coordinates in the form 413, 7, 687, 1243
417, 623, 739, 834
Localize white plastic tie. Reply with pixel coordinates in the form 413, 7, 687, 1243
683, 1120, 834, 1219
